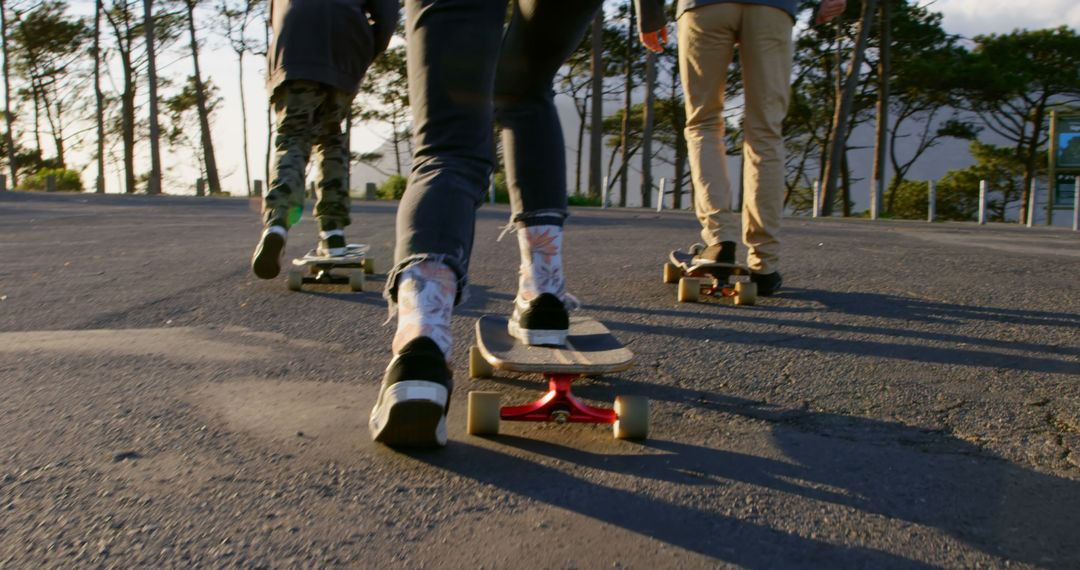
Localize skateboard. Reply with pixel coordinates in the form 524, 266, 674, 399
466, 315, 648, 440
664, 244, 757, 305
286, 244, 374, 292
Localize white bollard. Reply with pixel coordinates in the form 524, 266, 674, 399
489, 175, 496, 204
1073, 176, 1079, 232
1026, 179, 1036, 227
927, 180, 936, 223
978, 180, 987, 225
601, 175, 609, 209
812, 179, 821, 218
656, 177, 666, 213
870, 179, 878, 221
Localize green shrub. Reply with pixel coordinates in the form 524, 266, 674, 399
377, 174, 407, 200
567, 193, 601, 207
490, 171, 510, 204
890, 174, 979, 222
23, 168, 83, 192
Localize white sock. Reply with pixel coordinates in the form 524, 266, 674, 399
516, 225, 565, 301
393, 261, 456, 360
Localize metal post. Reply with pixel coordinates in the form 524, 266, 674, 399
812, 180, 820, 218
978, 180, 987, 225
0, 174, 6, 192
927, 180, 936, 223
253, 179, 264, 198
364, 182, 375, 201
1026, 179, 1036, 227
489, 175, 495, 204
195, 178, 205, 197
1073, 176, 1079, 232
601, 175, 609, 209
656, 177, 666, 213
46, 175, 57, 193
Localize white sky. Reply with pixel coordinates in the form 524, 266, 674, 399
21, 1, 1080, 194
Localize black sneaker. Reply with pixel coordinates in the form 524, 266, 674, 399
369, 337, 453, 448
251, 225, 287, 279
508, 292, 570, 346
750, 271, 783, 296
316, 230, 348, 257
692, 241, 737, 265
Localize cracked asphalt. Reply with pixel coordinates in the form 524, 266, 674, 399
1, 191, 1078, 568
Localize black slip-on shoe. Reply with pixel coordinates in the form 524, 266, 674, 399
252, 225, 287, 279
369, 337, 453, 448
507, 292, 570, 347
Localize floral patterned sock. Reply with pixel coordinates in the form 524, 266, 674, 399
516, 225, 565, 301
393, 261, 456, 360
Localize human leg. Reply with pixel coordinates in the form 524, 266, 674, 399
372, 0, 507, 447
494, 0, 603, 345
738, 5, 792, 284
311, 87, 355, 255
252, 80, 323, 278
678, 4, 739, 250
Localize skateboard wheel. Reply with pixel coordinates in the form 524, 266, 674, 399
469, 345, 494, 379
363, 258, 375, 275
663, 262, 680, 284
286, 269, 303, 292
613, 395, 648, 440
677, 277, 701, 303
348, 270, 365, 292
467, 391, 501, 436
734, 281, 757, 306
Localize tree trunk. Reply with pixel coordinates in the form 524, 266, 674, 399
871, 0, 890, 217
38, 86, 64, 167
587, 12, 603, 202
619, 7, 634, 207
120, 41, 136, 194
640, 51, 656, 209
265, 14, 271, 187
671, 62, 686, 209
841, 151, 851, 216
820, 0, 877, 216
187, 0, 220, 194
575, 94, 586, 195
1019, 98, 1048, 225
391, 105, 402, 175
237, 48, 251, 196
0, 0, 16, 188
144, 0, 163, 194
94, 0, 105, 193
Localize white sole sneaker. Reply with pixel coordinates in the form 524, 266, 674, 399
369, 381, 449, 447
507, 318, 568, 347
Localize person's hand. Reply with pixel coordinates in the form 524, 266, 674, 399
640, 26, 668, 54
815, 0, 846, 24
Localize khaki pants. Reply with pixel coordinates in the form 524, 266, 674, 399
678, 4, 792, 274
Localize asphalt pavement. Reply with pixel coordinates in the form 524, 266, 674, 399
1, 191, 1078, 568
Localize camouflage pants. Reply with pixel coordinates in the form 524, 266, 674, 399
263, 80, 354, 232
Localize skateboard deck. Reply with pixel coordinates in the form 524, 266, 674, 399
473, 315, 634, 375
668, 249, 750, 277
286, 244, 372, 292
664, 246, 756, 304
467, 315, 647, 440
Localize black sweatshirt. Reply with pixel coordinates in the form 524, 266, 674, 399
268, 0, 399, 95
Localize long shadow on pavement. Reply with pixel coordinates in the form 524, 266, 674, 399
414, 439, 934, 568
416, 399, 1079, 568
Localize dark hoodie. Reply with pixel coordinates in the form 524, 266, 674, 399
268, 0, 399, 95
